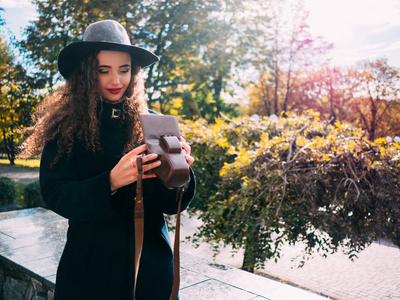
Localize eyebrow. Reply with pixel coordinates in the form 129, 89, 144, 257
97, 64, 131, 68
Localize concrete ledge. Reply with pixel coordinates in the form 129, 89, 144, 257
0, 208, 64, 299
0, 256, 54, 299
0, 208, 328, 300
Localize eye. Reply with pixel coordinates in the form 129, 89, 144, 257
120, 68, 130, 74
97, 69, 109, 74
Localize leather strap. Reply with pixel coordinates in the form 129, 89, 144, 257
134, 157, 144, 299
133, 157, 184, 300
170, 187, 184, 300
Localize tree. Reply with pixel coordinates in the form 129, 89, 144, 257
182, 113, 400, 272
381, 100, 400, 137
247, 0, 332, 117
272, 60, 400, 140
20, 0, 139, 87
348, 58, 400, 140
0, 7, 5, 27
290, 66, 355, 123
0, 37, 40, 164
20, 0, 245, 118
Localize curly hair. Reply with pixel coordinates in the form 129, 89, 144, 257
21, 52, 148, 164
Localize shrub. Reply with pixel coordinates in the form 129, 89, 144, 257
0, 177, 16, 205
23, 181, 46, 208
182, 112, 400, 272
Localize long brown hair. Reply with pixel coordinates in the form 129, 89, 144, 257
21, 52, 148, 164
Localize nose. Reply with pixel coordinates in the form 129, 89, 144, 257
111, 72, 121, 85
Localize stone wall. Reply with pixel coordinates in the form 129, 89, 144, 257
0, 258, 54, 300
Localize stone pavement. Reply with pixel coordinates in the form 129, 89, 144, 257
177, 213, 400, 300
0, 207, 327, 300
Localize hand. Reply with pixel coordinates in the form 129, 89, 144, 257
180, 137, 194, 167
109, 144, 161, 191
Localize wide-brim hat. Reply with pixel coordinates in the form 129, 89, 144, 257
58, 20, 159, 79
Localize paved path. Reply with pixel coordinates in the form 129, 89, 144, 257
2, 163, 400, 299
0, 164, 39, 184
177, 213, 400, 300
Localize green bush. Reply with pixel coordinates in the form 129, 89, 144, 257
0, 177, 17, 205
182, 112, 400, 272
23, 181, 47, 208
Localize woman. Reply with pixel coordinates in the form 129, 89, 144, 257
22, 20, 195, 299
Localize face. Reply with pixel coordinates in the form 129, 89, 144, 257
97, 50, 132, 102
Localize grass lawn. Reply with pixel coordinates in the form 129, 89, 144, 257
0, 158, 40, 169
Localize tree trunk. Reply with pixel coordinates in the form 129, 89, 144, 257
213, 76, 223, 117
329, 86, 337, 124
2, 132, 15, 165
241, 226, 260, 273
273, 61, 279, 115
145, 25, 167, 105
241, 244, 255, 273
369, 97, 377, 141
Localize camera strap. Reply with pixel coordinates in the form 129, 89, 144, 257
133, 157, 144, 299
133, 156, 184, 300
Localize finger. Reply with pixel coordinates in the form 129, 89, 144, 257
143, 173, 157, 179
180, 142, 191, 155
180, 136, 186, 142
142, 160, 162, 173
142, 153, 158, 163
126, 144, 148, 157
129, 157, 137, 168
185, 154, 194, 166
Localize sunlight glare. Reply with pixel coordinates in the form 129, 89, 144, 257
305, 0, 400, 66
305, 0, 400, 45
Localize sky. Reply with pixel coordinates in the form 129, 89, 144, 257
304, 0, 400, 67
2, 0, 400, 68
1, 0, 37, 37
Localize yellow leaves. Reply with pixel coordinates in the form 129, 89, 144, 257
214, 135, 229, 149
308, 109, 320, 122
334, 120, 342, 130
185, 112, 400, 191
321, 154, 332, 162
393, 143, 400, 150
219, 162, 230, 177
373, 137, 386, 145
214, 118, 226, 128
172, 97, 183, 109
241, 176, 249, 186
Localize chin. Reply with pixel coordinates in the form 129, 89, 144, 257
104, 93, 123, 102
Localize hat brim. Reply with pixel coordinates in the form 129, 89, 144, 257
58, 41, 160, 79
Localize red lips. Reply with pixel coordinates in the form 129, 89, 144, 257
107, 88, 122, 94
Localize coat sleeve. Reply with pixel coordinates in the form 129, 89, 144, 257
40, 141, 128, 221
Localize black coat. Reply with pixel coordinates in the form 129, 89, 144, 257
40, 101, 196, 300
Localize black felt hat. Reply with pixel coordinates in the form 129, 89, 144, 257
57, 20, 159, 79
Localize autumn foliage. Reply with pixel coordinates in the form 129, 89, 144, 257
249, 58, 400, 140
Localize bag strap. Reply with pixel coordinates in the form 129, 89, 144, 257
170, 187, 184, 300
134, 157, 184, 300
134, 157, 145, 299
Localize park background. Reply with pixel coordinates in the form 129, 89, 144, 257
0, 0, 400, 299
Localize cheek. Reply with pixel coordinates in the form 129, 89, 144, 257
122, 73, 132, 86
98, 76, 107, 90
